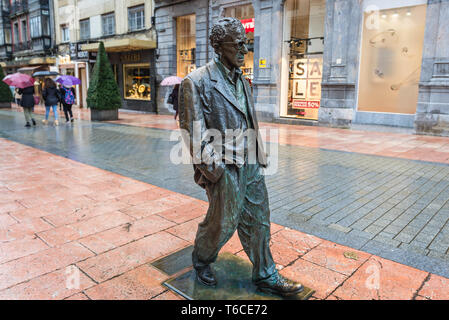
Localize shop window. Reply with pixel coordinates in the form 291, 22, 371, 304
357, 5, 427, 114
80, 19, 90, 40
223, 4, 255, 81
30, 16, 42, 38
176, 14, 196, 78
102, 13, 115, 36
128, 5, 145, 32
281, 0, 325, 120
123, 64, 151, 100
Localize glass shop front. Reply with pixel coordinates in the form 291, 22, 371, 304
224, 4, 255, 83
108, 49, 156, 112
357, 2, 427, 115
281, 0, 325, 120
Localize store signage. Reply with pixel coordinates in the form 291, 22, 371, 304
120, 53, 141, 63
69, 43, 89, 60
59, 55, 71, 65
240, 18, 255, 34
259, 58, 266, 68
291, 58, 322, 109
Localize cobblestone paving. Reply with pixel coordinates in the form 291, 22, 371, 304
1, 110, 449, 278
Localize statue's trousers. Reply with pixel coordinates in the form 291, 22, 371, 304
192, 162, 278, 283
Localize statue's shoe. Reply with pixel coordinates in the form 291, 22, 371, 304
256, 274, 303, 297
195, 265, 217, 286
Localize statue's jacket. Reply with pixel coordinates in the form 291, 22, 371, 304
179, 59, 268, 188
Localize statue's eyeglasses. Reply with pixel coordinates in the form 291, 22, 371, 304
221, 40, 248, 50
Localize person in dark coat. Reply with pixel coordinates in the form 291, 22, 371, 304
170, 84, 180, 120
59, 85, 76, 123
42, 78, 60, 126
17, 85, 36, 127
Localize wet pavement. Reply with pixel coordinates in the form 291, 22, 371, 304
1, 108, 449, 281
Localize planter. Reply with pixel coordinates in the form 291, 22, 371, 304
90, 108, 118, 121
0, 102, 11, 108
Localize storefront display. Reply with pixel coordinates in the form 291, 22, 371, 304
176, 14, 196, 78
224, 4, 254, 81
107, 49, 155, 112
123, 64, 151, 100
357, 4, 427, 114
281, 0, 325, 119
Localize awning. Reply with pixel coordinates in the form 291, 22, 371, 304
18, 66, 42, 72
81, 38, 156, 52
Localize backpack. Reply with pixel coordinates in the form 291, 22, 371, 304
167, 92, 174, 104
63, 87, 75, 105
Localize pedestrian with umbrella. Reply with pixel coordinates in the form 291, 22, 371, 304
161, 76, 182, 120
56, 75, 79, 123
42, 78, 60, 126
2, 73, 36, 127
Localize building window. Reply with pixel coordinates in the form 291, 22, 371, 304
223, 4, 255, 80
4, 27, 11, 44
176, 14, 196, 78
79, 19, 90, 40
61, 25, 70, 42
42, 16, 50, 36
0, 28, 3, 45
357, 4, 427, 115
128, 5, 145, 32
281, 0, 325, 120
21, 20, 27, 42
102, 13, 115, 36
13, 22, 19, 44
123, 63, 151, 100
30, 16, 42, 38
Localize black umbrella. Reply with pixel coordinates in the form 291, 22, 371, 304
32, 71, 59, 77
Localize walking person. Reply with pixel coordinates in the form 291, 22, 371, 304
170, 84, 180, 120
14, 87, 22, 106
42, 78, 60, 126
17, 85, 36, 127
59, 85, 75, 123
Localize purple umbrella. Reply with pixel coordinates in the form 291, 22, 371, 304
55, 75, 81, 87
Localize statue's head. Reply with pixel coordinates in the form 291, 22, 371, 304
209, 17, 248, 69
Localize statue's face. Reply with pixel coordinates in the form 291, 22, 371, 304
218, 28, 248, 70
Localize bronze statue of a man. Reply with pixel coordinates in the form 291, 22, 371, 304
178, 17, 303, 297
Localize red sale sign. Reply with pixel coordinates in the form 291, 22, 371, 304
240, 18, 255, 33
292, 100, 320, 109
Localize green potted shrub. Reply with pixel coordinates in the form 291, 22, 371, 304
86, 42, 121, 120
0, 65, 13, 108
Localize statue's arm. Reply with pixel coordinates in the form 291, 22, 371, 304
179, 77, 225, 182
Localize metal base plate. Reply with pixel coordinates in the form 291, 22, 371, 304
163, 252, 314, 300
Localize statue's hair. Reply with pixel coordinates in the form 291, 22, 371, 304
209, 17, 245, 53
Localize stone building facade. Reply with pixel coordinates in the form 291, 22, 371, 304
55, 0, 157, 111
154, 0, 449, 136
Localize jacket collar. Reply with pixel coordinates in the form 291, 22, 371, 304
207, 59, 246, 116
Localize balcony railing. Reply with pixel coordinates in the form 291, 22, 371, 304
10, 1, 28, 16
14, 40, 32, 51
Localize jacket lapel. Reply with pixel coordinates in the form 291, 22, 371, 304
208, 61, 247, 117
242, 78, 258, 130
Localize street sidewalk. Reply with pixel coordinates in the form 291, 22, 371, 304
0, 137, 447, 300
12, 103, 449, 164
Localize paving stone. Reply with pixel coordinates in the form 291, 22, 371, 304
332, 256, 428, 300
